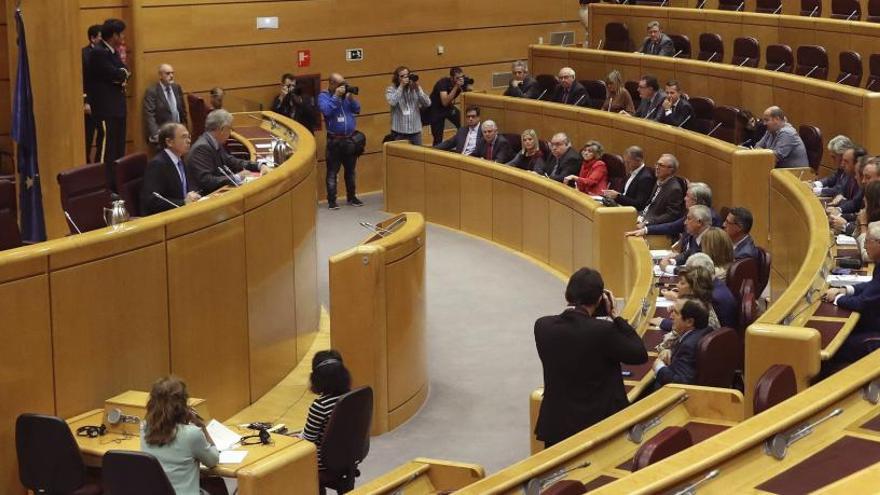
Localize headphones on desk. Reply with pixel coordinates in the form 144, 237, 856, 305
76, 424, 107, 438
239, 428, 271, 446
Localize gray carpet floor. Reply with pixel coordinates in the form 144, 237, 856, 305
315, 192, 564, 482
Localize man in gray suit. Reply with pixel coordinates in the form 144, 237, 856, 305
143, 63, 188, 147
755, 106, 809, 168
639, 21, 675, 57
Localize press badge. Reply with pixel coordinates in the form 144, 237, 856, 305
337, 116, 345, 123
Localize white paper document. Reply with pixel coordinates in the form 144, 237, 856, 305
651, 249, 673, 260
827, 274, 872, 287
219, 450, 249, 464
254, 143, 273, 149
836, 235, 857, 246
655, 297, 675, 308
206, 420, 242, 451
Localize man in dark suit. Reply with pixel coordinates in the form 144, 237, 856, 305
631, 75, 666, 119
435, 105, 482, 155
628, 182, 720, 238
655, 80, 693, 128
639, 21, 675, 57
654, 297, 711, 386
503, 60, 540, 99
82, 24, 103, 163
724, 207, 760, 260
535, 133, 582, 182
271, 73, 319, 134
473, 120, 514, 164
535, 268, 648, 447
142, 63, 188, 148
602, 146, 655, 211
87, 18, 131, 188
548, 67, 587, 106
823, 222, 880, 363
659, 205, 713, 272
186, 109, 270, 194
640, 153, 686, 226
141, 123, 202, 215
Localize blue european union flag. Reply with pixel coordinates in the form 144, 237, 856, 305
11, 8, 46, 242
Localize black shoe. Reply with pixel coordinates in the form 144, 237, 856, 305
348, 197, 364, 207
328, 201, 340, 210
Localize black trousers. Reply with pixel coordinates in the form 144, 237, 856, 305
325, 137, 358, 203
98, 116, 126, 191
430, 106, 461, 146
84, 114, 104, 163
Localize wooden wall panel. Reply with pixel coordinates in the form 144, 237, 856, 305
291, 169, 319, 361
50, 243, 170, 418
385, 247, 427, 412
167, 217, 250, 420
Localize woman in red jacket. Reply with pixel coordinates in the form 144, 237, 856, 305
564, 140, 608, 195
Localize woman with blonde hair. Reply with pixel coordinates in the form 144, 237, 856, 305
507, 128, 546, 171
141, 376, 221, 495
601, 69, 635, 114
699, 227, 735, 279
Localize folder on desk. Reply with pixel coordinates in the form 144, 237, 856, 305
207, 420, 242, 451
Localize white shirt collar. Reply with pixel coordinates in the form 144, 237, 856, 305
733, 234, 750, 249
164, 148, 181, 166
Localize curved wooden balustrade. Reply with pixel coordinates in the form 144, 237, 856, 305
329, 213, 428, 435
529, 44, 880, 175
0, 112, 320, 495
661, 0, 878, 24
590, 349, 880, 494
588, 4, 880, 85
350, 458, 485, 495
463, 92, 775, 244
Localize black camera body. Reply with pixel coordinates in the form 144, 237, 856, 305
462, 76, 475, 86
409, 73, 420, 82
345, 84, 359, 95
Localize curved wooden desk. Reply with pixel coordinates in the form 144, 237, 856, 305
660, 0, 876, 25
0, 112, 320, 495
463, 92, 775, 244
588, 4, 880, 86
589, 349, 880, 494
529, 44, 880, 176
329, 213, 427, 435
350, 458, 485, 495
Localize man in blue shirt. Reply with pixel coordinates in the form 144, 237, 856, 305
318, 73, 362, 209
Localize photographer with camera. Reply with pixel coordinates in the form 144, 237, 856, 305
385, 66, 431, 145
427, 67, 473, 146
533, 267, 648, 448
318, 73, 363, 209
271, 73, 319, 134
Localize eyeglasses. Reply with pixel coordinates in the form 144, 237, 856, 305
655, 163, 674, 168
550, 141, 566, 147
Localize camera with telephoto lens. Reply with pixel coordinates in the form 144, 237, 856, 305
462, 76, 475, 86
344, 84, 359, 95
409, 73, 420, 82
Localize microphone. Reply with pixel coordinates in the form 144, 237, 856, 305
597, 39, 604, 50
836, 73, 851, 84
773, 62, 787, 72
152, 191, 181, 209
808, 5, 818, 16
868, 79, 878, 91
645, 104, 659, 119
705, 51, 718, 63
64, 211, 82, 234
672, 49, 683, 58
107, 408, 141, 425
676, 114, 692, 128
358, 221, 393, 237
573, 94, 586, 106
696, 0, 707, 8
737, 57, 751, 67
772, 3, 782, 13
804, 65, 819, 78
217, 166, 241, 187
846, 9, 857, 20
738, 138, 754, 148
536, 89, 548, 100
736, 0, 745, 10
706, 122, 723, 136
660, 0, 668, 6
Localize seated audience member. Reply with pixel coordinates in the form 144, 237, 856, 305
699, 228, 735, 279
504, 60, 540, 99
141, 123, 201, 215
823, 221, 880, 363
535, 132, 582, 182
300, 350, 352, 470
723, 207, 760, 260
602, 145, 655, 211
474, 120, 514, 163
601, 70, 634, 114
811, 135, 854, 195
507, 129, 546, 171
755, 106, 809, 168
549, 67, 587, 106
435, 105, 481, 155
534, 267, 648, 448
655, 265, 721, 334
832, 157, 880, 235
186, 109, 270, 194
271, 73, 318, 134
659, 205, 713, 272
141, 376, 220, 495
826, 146, 867, 214
653, 298, 712, 387
564, 140, 609, 195
655, 80, 693, 128
685, 253, 738, 329
631, 75, 665, 119
854, 181, 880, 263
385, 65, 432, 145
628, 182, 715, 238
639, 21, 675, 57
639, 153, 686, 226
208, 87, 224, 110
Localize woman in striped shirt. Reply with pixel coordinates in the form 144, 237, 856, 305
301, 350, 352, 470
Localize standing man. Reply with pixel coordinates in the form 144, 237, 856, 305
504, 60, 540, 99
427, 67, 468, 146
142, 64, 188, 148
82, 24, 102, 162
318, 73, 363, 209
140, 123, 201, 215
639, 21, 675, 57
271, 73, 319, 133
755, 106, 809, 168
385, 66, 431, 145
87, 18, 131, 188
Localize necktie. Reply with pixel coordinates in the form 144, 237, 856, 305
563, 90, 569, 103
487, 142, 494, 161
642, 182, 663, 217
175, 159, 187, 196
165, 85, 180, 123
